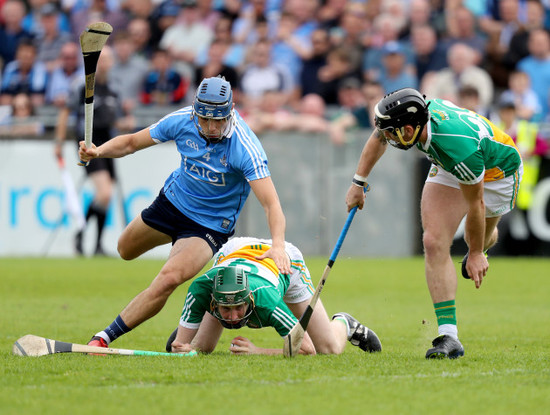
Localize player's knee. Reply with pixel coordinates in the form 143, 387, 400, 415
422, 231, 448, 258
117, 240, 137, 260
154, 268, 188, 295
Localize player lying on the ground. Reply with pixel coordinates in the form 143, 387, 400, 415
165, 237, 382, 355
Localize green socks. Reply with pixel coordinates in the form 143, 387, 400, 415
434, 300, 457, 326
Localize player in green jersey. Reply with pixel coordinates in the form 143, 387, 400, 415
166, 237, 382, 355
346, 88, 523, 359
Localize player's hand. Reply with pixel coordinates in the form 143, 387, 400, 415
78, 140, 99, 163
465, 251, 489, 289
299, 332, 317, 355
170, 341, 195, 354
256, 246, 291, 274
229, 336, 257, 355
345, 184, 366, 212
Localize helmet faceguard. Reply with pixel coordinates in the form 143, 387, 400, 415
211, 267, 255, 329
374, 88, 430, 150
192, 76, 235, 145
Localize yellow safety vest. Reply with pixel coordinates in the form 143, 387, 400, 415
514, 121, 540, 210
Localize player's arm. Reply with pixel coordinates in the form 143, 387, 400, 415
78, 127, 156, 162
171, 325, 198, 354
459, 180, 488, 289
346, 129, 388, 211
230, 332, 315, 355
249, 177, 291, 274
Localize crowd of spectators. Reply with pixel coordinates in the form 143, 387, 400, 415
0, 0, 550, 145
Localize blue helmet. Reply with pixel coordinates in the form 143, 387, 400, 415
193, 76, 234, 143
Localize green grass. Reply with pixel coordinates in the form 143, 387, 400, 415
1, 257, 549, 414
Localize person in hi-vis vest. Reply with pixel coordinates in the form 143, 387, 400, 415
496, 99, 549, 210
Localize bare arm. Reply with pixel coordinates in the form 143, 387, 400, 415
249, 177, 291, 274
345, 129, 388, 211
78, 127, 156, 163
170, 325, 199, 354
460, 181, 488, 289
171, 312, 225, 354
230, 333, 316, 355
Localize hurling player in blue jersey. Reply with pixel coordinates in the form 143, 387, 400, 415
78, 76, 290, 349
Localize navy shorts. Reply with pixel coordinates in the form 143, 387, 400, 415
141, 189, 231, 253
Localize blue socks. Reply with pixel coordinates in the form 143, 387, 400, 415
99, 315, 132, 343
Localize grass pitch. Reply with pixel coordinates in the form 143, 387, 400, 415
1, 256, 549, 414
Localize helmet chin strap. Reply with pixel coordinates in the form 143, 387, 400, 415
194, 112, 235, 145
395, 125, 421, 148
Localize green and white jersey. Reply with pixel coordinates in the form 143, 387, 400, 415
419, 99, 522, 184
179, 237, 315, 337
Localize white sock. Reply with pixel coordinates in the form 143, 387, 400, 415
333, 316, 351, 340
438, 324, 458, 340
96, 331, 111, 344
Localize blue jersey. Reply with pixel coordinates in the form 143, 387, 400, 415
149, 107, 270, 234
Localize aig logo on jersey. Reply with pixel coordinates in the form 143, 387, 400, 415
184, 156, 226, 186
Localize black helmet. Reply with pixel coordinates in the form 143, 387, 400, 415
374, 88, 430, 149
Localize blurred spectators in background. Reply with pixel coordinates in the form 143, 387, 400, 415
45, 41, 83, 106
110, 30, 148, 117
493, 96, 549, 212
410, 24, 448, 86
422, 42, 494, 108
363, 12, 414, 83
0, 91, 44, 136
329, 1, 369, 59
316, 46, 361, 105
483, 0, 523, 87
456, 84, 491, 117
1, 39, 47, 107
377, 40, 418, 93
298, 27, 331, 98
500, 69, 542, 121
232, 0, 277, 46
502, 0, 546, 71
34, 3, 72, 73
127, 17, 154, 59
271, 10, 312, 87
0, 0, 33, 66
240, 38, 294, 111
328, 80, 384, 145
194, 38, 239, 92
147, 0, 179, 48
141, 47, 189, 105
160, 0, 214, 83
0, 0, 546, 149
195, 14, 245, 72
517, 28, 550, 121
335, 76, 364, 111
442, 4, 487, 64
245, 91, 328, 134
23, 0, 71, 37
70, 0, 128, 43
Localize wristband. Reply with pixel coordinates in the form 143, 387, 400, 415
351, 178, 364, 188
352, 174, 368, 188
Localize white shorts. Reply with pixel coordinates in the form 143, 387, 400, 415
425, 164, 523, 218
283, 263, 315, 304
